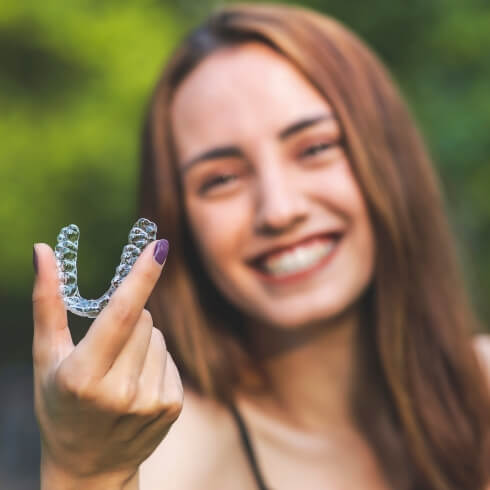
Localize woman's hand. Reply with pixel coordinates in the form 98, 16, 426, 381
32, 240, 183, 489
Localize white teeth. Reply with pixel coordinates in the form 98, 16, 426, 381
261, 241, 335, 276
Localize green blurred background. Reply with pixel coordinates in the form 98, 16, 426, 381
0, 0, 489, 486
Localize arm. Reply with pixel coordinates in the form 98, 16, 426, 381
41, 461, 139, 490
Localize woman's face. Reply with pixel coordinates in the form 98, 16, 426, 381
171, 42, 376, 329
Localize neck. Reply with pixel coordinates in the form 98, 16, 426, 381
241, 305, 360, 432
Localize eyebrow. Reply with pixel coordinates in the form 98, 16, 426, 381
180, 113, 334, 174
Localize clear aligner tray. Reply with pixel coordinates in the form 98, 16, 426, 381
55, 218, 157, 318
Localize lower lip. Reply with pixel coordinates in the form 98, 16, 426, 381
250, 237, 341, 286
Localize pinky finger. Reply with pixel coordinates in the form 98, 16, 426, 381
127, 353, 183, 459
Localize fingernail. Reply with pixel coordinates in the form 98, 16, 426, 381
153, 239, 169, 265
33, 245, 38, 275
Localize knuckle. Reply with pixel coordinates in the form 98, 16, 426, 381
32, 288, 55, 307
31, 288, 44, 304
140, 309, 153, 325
152, 327, 166, 349
158, 387, 184, 422
131, 397, 161, 418
163, 400, 183, 422
54, 371, 71, 395
111, 301, 136, 326
54, 364, 76, 393
32, 280, 48, 302
55, 365, 95, 401
140, 266, 157, 285
106, 379, 138, 412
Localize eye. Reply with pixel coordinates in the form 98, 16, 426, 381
199, 173, 238, 195
301, 142, 333, 158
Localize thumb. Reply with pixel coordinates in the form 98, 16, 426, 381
32, 243, 74, 369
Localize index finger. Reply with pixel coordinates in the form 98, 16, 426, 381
74, 239, 168, 375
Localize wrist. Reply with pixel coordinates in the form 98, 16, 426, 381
41, 454, 139, 490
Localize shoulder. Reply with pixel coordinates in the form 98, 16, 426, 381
472, 334, 490, 386
139, 387, 254, 490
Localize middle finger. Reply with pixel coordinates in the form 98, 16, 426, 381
98, 309, 153, 400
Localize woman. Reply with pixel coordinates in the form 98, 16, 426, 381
32, 4, 490, 490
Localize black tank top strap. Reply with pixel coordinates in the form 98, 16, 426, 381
228, 403, 269, 490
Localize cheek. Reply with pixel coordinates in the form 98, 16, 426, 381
306, 160, 368, 227
338, 175, 376, 289
185, 194, 252, 267
310, 161, 376, 271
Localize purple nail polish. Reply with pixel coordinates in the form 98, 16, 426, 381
33, 245, 38, 275
153, 239, 169, 265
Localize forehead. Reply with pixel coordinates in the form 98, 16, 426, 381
170, 42, 334, 162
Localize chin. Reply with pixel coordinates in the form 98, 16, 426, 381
209, 258, 373, 332
249, 293, 360, 331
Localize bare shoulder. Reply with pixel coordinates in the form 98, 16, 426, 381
139, 387, 253, 490
473, 334, 490, 385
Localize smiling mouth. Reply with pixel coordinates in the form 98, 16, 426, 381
249, 233, 342, 283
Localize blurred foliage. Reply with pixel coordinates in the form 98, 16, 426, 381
1, 0, 489, 363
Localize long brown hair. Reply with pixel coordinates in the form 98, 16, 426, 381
139, 4, 490, 489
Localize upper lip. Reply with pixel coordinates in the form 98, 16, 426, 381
247, 230, 344, 265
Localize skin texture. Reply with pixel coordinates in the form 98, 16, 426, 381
32, 241, 183, 490
143, 42, 390, 489
173, 43, 376, 331
171, 39, 378, 424
151, 41, 489, 489
34, 41, 490, 490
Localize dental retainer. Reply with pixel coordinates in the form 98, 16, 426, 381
55, 218, 157, 318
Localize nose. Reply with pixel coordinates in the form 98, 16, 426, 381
253, 162, 308, 235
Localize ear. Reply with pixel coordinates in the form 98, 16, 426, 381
472, 334, 490, 389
